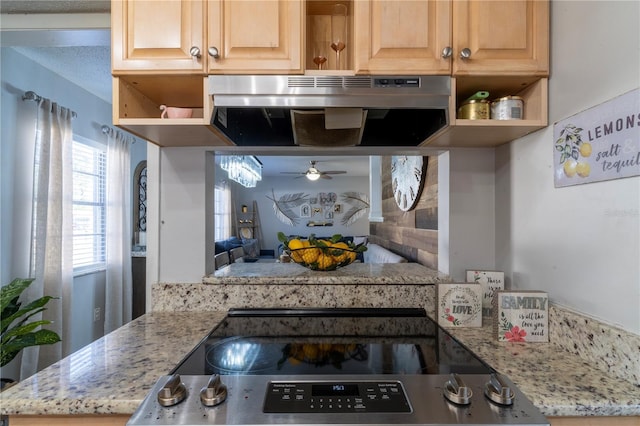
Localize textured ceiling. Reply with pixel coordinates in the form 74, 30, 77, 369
13, 45, 112, 102
1, 1, 110, 14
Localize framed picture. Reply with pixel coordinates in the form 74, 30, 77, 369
310, 197, 318, 204
313, 207, 322, 215
300, 203, 311, 218
333, 204, 342, 213
324, 210, 334, 220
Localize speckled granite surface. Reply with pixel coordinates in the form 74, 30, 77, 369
445, 323, 640, 416
0, 312, 224, 416
153, 282, 438, 316
548, 305, 640, 386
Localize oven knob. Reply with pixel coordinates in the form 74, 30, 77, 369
200, 374, 228, 407
157, 374, 187, 407
443, 373, 472, 405
484, 373, 515, 406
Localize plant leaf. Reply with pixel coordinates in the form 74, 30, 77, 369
1, 297, 55, 335
1, 278, 34, 313
0, 330, 61, 367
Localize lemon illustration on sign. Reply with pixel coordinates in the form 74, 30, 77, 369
579, 142, 592, 157
576, 161, 591, 177
563, 159, 577, 177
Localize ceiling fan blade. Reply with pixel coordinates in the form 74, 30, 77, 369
322, 171, 347, 175
280, 172, 304, 175
320, 174, 333, 179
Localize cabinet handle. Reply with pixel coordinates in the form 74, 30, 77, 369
189, 46, 201, 58
441, 46, 453, 59
208, 47, 220, 59
460, 48, 472, 59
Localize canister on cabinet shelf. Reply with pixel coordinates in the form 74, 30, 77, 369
458, 99, 490, 120
491, 96, 524, 120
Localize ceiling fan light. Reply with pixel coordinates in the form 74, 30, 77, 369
306, 168, 321, 181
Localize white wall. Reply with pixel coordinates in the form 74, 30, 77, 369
495, 1, 640, 333
157, 147, 213, 282
446, 149, 497, 281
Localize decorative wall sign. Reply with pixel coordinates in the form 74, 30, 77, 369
300, 204, 311, 218
493, 290, 548, 342
466, 270, 505, 317
554, 88, 639, 187
437, 283, 482, 328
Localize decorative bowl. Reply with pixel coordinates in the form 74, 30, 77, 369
278, 233, 367, 271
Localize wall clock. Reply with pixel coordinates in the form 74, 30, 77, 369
391, 155, 427, 211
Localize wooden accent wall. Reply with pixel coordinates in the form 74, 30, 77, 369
369, 156, 438, 270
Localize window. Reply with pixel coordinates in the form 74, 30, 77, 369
72, 138, 106, 273
214, 182, 231, 241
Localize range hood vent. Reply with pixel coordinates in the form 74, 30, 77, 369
209, 75, 450, 147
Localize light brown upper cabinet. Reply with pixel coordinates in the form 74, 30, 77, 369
352, 0, 548, 77
111, 0, 207, 73
452, 0, 549, 76
353, 0, 452, 75
207, 0, 303, 73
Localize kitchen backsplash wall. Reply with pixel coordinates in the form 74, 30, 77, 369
549, 305, 640, 386
369, 156, 438, 269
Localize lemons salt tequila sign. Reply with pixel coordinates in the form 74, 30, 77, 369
554, 88, 639, 187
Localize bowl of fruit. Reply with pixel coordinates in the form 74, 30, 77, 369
277, 232, 367, 271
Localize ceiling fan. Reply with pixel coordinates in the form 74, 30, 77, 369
281, 160, 347, 181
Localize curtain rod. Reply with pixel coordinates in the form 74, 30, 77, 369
22, 90, 77, 118
101, 124, 138, 144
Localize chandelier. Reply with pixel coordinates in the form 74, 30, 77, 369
220, 155, 262, 188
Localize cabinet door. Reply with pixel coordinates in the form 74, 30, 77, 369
452, 0, 549, 76
112, 0, 206, 72
354, 0, 451, 75
207, 0, 303, 73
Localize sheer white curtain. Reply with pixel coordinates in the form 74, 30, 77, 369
22, 99, 74, 378
104, 128, 132, 334
214, 181, 232, 240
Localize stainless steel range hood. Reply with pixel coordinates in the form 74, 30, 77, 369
208, 75, 450, 147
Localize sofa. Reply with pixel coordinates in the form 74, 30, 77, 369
363, 243, 408, 263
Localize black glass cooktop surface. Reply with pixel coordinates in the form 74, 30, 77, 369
171, 308, 492, 376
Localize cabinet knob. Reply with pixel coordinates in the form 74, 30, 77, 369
189, 46, 201, 58
460, 48, 472, 59
208, 47, 220, 59
441, 46, 453, 59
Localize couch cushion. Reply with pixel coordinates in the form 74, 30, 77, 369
363, 243, 407, 263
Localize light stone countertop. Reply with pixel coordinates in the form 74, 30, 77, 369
444, 323, 640, 417
203, 262, 450, 285
0, 311, 225, 416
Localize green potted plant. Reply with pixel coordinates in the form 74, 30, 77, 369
1, 278, 61, 388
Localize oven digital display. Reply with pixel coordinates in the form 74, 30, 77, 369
312, 383, 360, 396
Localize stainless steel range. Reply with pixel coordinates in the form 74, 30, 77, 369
127, 308, 549, 426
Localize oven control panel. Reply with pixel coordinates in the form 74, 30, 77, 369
263, 381, 411, 413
